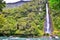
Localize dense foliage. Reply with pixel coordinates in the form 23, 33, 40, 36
49, 0, 60, 36
0, 0, 5, 11
49, 0, 60, 10
0, 0, 60, 37
0, 0, 46, 37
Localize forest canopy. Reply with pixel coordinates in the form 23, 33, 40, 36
0, 0, 60, 37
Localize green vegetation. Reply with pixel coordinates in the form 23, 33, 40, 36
0, 0, 5, 11
49, 0, 60, 36
0, 0, 60, 37
49, 0, 60, 10
0, 0, 45, 37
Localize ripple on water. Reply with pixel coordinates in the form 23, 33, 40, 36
0, 37, 60, 40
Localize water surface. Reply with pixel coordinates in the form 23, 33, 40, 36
0, 37, 60, 40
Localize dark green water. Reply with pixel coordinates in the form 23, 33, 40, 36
0, 37, 60, 40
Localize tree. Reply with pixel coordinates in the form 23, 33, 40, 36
0, 0, 5, 11
2, 0, 45, 37
49, 0, 60, 36
49, 0, 60, 10
0, 14, 7, 34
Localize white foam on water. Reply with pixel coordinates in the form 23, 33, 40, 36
26, 38, 30, 40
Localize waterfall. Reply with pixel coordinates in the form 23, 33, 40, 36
45, 3, 51, 34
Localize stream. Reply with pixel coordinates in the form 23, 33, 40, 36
0, 37, 60, 40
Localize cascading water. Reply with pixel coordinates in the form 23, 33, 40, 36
45, 3, 51, 34
44, 1, 59, 40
